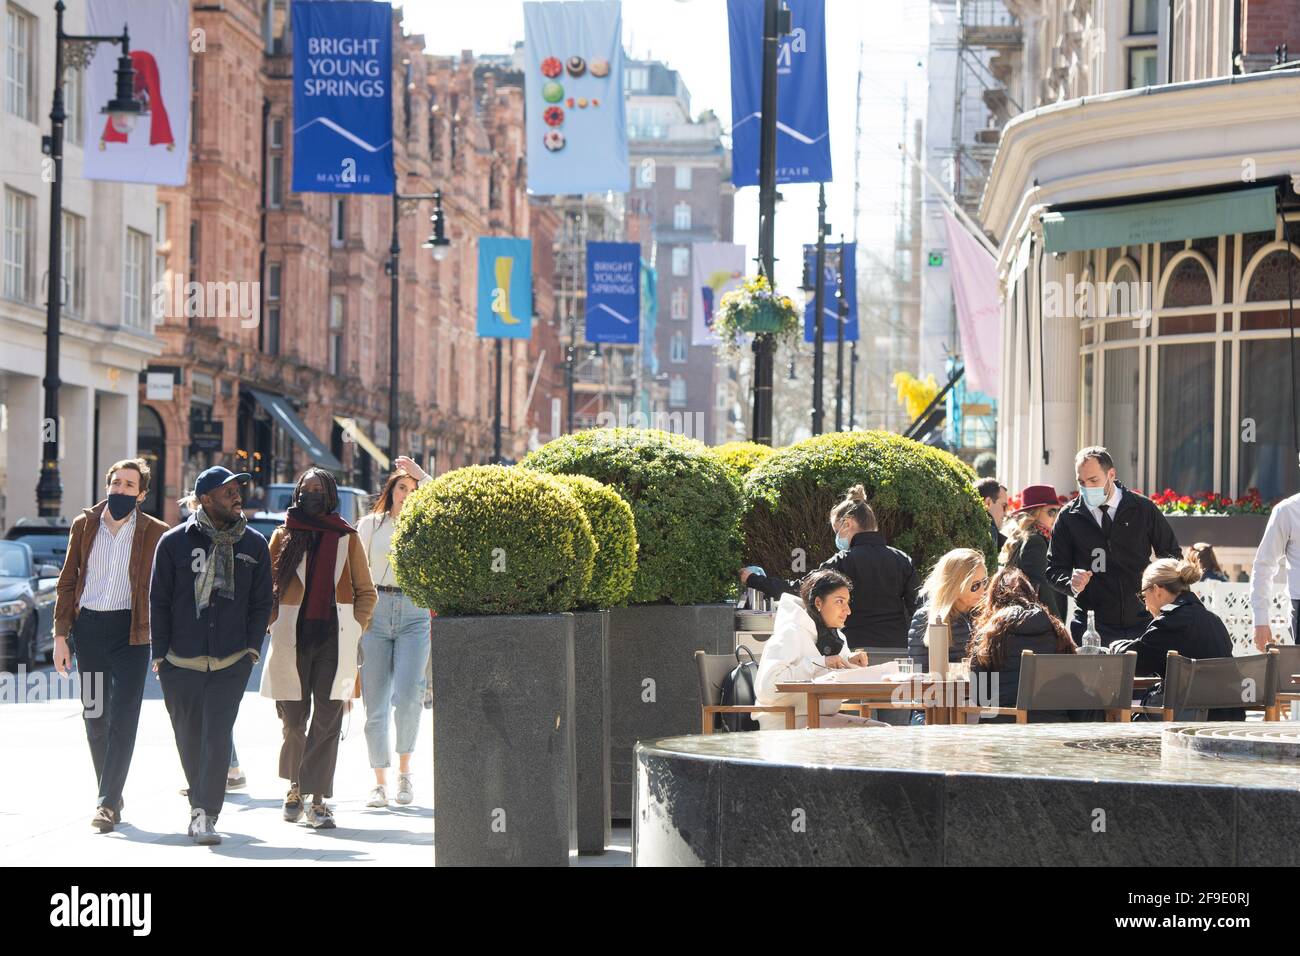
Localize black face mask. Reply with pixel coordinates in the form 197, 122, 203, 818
107, 493, 138, 521
297, 491, 327, 516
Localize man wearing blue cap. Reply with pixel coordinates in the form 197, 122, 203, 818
150, 466, 273, 845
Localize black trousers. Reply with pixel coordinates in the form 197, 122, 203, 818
72, 609, 149, 810
277, 632, 345, 799
1068, 609, 1150, 647
159, 655, 253, 815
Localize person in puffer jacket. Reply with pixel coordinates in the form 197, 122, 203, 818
905, 547, 988, 672
753, 570, 889, 731
967, 568, 1080, 722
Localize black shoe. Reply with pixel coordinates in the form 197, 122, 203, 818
91, 806, 115, 833
283, 783, 304, 823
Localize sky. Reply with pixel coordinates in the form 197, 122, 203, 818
400, 0, 931, 297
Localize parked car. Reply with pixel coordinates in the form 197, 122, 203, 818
246, 512, 284, 543
4, 517, 73, 570
264, 483, 371, 526
0, 541, 60, 671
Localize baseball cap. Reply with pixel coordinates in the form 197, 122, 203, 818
194, 466, 252, 499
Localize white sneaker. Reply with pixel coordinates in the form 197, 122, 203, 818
366, 785, 388, 808
188, 808, 222, 846
395, 773, 414, 806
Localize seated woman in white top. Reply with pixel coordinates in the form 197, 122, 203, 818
754, 569, 888, 730
355, 456, 432, 809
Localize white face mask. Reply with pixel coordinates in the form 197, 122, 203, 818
1079, 484, 1107, 507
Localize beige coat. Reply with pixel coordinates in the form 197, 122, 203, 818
260, 527, 377, 701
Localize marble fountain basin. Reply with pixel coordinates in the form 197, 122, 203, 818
633, 722, 1300, 867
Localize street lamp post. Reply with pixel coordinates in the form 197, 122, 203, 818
386, 187, 449, 465
834, 237, 847, 432
37, 0, 141, 516
751, 0, 791, 447
810, 184, 828, 435
849, 341, 857, 430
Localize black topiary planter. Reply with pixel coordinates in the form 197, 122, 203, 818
572, 610, 611, 854
606, 604, 735, 820
431, 613, 576, 866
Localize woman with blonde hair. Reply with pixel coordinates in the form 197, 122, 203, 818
741, 484, 920, 656
905, 547, 988, 671
1110, 558, 1234, 673
999, 484, 1065, 621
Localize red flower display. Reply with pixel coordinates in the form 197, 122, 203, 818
541, 57, 563, 78
544, 106, 565, 127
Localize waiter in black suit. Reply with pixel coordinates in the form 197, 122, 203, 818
1046, 446, 1181, 644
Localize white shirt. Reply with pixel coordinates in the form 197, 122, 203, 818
1250, 492, 1300, 625
355, 476, 430, 587
1085, 483, 1123, 529
79, 508, 137, 612
753, 593, 851, 730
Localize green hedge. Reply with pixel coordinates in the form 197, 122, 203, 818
710, 440, 777, 480
523, 428, 743, 605
543, 473, 638, 609
742, 431, 993, 579
389, 465, 595, 616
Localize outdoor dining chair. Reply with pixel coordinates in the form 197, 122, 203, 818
955, 650, 1137, 724
694, 651, 795, 734
1133, 648, 1282, 721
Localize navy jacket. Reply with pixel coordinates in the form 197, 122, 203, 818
750, 531, 920, 650
149, 516, 273, 662
906, 602, 974, 671
1109, 592, 1234, 677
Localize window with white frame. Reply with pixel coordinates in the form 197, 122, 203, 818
3, 187, 33, 302
263, 0, 289, 55
671, 285, 688, 320
670, 331, 687, 363
266, 263, 281, 356
674, 165, 692, 190
154, 203, 168, 293
673, 201, 691, 231
122, 228, 151, 330
61, 211, 85, 315
5, 4, 35, 122
626, 67, 648, 91
1127, 47, 1157, 88
331, 197, 346, 246
1129, 0, 1159, 34
63, 66, 84, 146
669, 375, 687, 407
329, 293, 344, 374
671, 246, 689, 276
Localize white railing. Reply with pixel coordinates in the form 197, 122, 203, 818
1191, 580, 1294, 656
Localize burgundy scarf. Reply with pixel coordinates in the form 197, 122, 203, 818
285, 508, 356, 621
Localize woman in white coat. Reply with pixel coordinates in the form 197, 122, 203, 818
754, 569, 888, 730
261, 468, 376, 829
356, 456, 432, 809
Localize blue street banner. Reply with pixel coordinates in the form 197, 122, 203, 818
641, 259, 658, 374
477, 238, 533, 339
803, 242, 858, 342
523, 0, 628, 195
728, 0, 831, 187
291, 1, 394, 194
585, 242, 641, 344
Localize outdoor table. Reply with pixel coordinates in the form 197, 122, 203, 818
775, 675, 1163, 728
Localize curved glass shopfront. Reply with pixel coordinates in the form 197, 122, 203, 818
1077, 218, 1300, 501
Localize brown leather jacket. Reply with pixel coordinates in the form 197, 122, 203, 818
55, 502, 170, 646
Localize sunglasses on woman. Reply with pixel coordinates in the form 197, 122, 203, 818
969, 577, 989, 593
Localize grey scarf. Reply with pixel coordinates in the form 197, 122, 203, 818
193, 506, 248, 618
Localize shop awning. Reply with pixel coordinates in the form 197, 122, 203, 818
333, 416, 391, 472
1040, 186, 1278, 253
247, 389, 344, 471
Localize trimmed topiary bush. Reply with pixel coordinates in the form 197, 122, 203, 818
543, 473, 638, 609
710, 440, 777, 480
743, 431, 993, 579
390, 465, 595, 616
522, 428, 743, 605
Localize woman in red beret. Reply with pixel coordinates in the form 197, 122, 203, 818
1000, 484, 1066, 622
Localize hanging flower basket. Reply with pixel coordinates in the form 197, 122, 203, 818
712, 275, 801, 352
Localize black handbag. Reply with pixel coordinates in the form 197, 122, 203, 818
718, 646, 760, 732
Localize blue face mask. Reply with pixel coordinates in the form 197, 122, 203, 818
835, 534, 851, 551
1079, 484, 1108, 507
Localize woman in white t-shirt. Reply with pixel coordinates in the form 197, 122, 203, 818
355, 455, 432, 808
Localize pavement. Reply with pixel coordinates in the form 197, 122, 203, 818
0, 659, 631, 866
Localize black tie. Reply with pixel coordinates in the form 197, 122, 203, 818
1098, 503, 1113, 538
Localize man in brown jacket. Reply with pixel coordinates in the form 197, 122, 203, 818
53, 458, 169, 833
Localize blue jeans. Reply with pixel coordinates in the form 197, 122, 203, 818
361, 590, 431, 769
